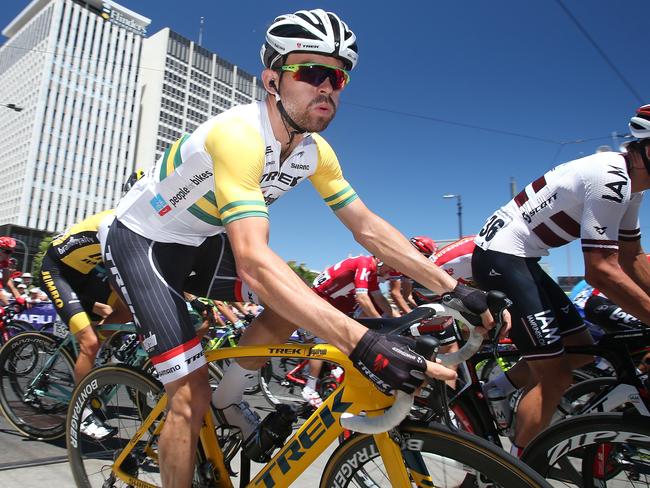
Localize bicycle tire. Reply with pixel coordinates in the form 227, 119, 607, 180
0, 331, 76, 440
320, 422, 551, 487
522, 412, 650, 486
67, 364, 214, 488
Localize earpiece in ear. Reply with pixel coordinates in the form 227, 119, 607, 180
270, 79, 281, 101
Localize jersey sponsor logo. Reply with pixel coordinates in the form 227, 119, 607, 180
260, 171, 304, 187
525, 309, 560, 345
594, 226, 607, 235
150, 194, 172, 216
188, 170, 213, 186
359, 267, 371, 282
55, 234, 97, 256
41, 270, 64, 308
488, 269, 501, 277
521, 193, 558, 223
602, 165, 629, 203
290, 163, 310, 170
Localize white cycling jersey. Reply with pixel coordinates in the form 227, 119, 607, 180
116, 101, 357, 246
475, 152, 643, 257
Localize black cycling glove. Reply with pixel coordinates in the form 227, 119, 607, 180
349, 329, 427, 395
446, 283, 488, 315
190, 298, 209, 314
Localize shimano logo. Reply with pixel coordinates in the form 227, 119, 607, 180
158, 364, 181, 377
290, 163, 309, 170
189, 170, 213, 186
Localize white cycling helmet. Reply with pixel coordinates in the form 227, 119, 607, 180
629, 104, 650, 139
260, 9, 358, 70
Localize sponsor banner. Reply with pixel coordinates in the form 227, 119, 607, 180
16, 302, 59, 327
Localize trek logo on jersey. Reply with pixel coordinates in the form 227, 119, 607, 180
601, 165, 628, 204
150, 194, 172, 216
260, 171, 304, 187
525, 309, 560, 345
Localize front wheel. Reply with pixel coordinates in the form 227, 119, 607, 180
523, 412, 650, 487
321, 422, 551, 487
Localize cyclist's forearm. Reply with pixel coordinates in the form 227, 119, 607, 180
350, 213, 456, 294
356, 293, 382, 318
237, 250, 366, 354
588, 265, 650, 324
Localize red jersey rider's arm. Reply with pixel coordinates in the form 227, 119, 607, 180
370, 289, 400, 317
225, 217, 367, 355
335, 199, 457, 295
355, 291, 382, 318
389, 279, 412, 314
618, 239, 650, 296
584, 248, 650, 324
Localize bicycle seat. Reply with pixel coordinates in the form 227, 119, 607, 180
356, 306, 439, 335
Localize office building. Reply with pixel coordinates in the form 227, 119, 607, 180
135, 28, 266, 168
0, 0, 150, 232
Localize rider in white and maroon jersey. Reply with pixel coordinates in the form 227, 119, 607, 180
472, 104, 650, 456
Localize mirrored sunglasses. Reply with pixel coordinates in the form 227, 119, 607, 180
280, 63, 350, 90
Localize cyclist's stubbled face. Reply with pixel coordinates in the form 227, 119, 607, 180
279, 53, 342, 133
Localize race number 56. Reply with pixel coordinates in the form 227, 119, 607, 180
479, 214, 506, 242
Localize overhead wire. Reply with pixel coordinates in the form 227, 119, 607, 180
554, 0, 644, 104
0, 39, 621, 150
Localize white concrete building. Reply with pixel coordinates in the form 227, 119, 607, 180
0, 0, 150, 232
136, 28, 265, 168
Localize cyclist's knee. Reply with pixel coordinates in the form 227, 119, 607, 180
76, 327, 100, 356
166, 369, 211, 423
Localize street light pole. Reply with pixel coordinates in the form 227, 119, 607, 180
443, 194, 463, 239
12, 238, 29, 273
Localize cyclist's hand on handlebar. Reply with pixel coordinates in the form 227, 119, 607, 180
349, 330, 457, 395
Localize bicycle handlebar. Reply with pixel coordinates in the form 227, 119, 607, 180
340, 290, 510, 434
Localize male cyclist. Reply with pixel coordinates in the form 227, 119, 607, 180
0, 237, 24, 306
303, 254, 400, 406
41, 208, 132, 439
387, 236, 438, 313
102, 10, 501, 487
472, 104, 650, 456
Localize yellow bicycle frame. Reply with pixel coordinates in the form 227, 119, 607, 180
111, 343, 432, 487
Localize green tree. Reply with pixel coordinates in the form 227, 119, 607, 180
31, 236, 53, 286
287, 260, 319, 285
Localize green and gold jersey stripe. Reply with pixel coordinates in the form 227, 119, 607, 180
219, 200, 268, 225
159, 134, 190, 181
324, 184, 358, 211
222, 210, 269, 225
187, 191, 222, 226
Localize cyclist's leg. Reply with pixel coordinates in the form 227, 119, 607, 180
472, 248, 578, 452
104, 219, 211, 487
40, 254, 100, 383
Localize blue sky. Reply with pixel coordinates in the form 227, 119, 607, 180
3, 0, 650, 277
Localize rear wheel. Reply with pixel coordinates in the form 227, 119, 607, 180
321, 423, 551, 487
67, 364, 213, 488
